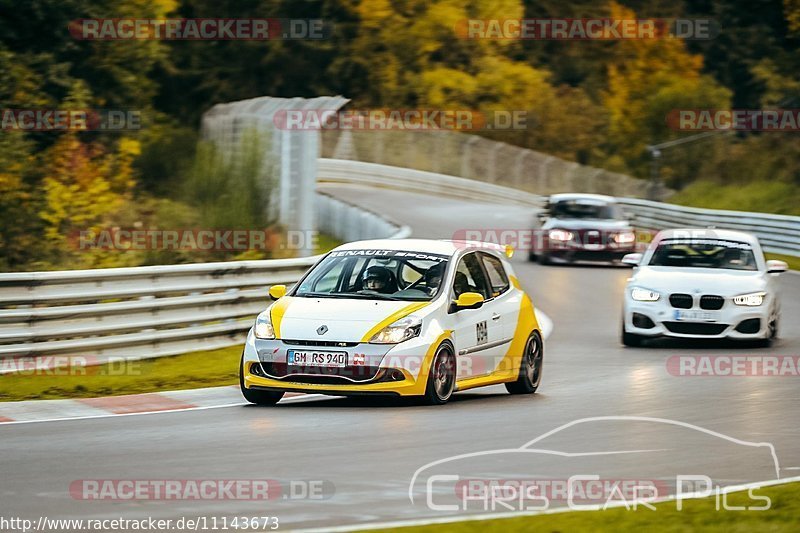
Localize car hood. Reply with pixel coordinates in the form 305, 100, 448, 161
543, 218, 631, 231
631, 267, 766, 295
270, 296, 432, 342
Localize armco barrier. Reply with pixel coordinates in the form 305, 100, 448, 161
618, 198, 800, 257
0, 191, 407, 367
1, 160, 797, 368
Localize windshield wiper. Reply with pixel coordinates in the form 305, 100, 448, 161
296, 291, 402, 301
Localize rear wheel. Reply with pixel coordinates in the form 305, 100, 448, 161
621, 321, 643, 347
240, 355, 284, 406
506, 331, 543, 394
423, 344, 456, 405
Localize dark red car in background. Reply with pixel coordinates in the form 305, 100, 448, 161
529, 194, 637, 265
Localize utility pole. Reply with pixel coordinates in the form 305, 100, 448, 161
645, 130, 730, 200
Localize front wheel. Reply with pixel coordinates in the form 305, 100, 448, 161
755, 318, 778, 348
506, 331, 543, 394
537, 252, 551, 265
422, 344, 456, 405
240, 355, 284, 406
621, 321, 643, 347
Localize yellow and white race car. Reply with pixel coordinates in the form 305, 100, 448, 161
240, 239, 544, 405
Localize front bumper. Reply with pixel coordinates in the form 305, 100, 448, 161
545, 248, 633, 263
241, 330, 438, 396
624, 296, 773, 340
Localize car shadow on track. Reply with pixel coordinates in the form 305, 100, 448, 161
243, 391, 545, 409
633, 337, 779, 350
528, 261, 632, 270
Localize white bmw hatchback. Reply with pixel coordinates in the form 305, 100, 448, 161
240, 239, 545, 405
621, 229, 788, 346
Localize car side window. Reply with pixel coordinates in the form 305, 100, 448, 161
452, 253, 492, 299
479, 253, 510, 297
312, 260, 346, 292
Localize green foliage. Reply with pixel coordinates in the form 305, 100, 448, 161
1, 0, 800, 271
183, 130, 273, 230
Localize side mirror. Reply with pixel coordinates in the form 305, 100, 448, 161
268, 285, 287, 300
621, 253, 643, 267
766, 260, 789, 274
450, 292, 484, 313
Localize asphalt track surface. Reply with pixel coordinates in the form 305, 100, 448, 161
2, 184, 800, 530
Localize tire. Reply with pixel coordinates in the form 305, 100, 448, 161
621, 321, 643, 347
506, 331, 544, 394
755, 318, 778, 348
528, 251, 538, 262
422, 343, 456, 405
537, 252, 551, 265
240, 355, 284, 406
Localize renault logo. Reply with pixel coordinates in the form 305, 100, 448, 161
316, 325, 328, 335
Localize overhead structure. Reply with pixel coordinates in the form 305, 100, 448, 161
202, 95, 349, 256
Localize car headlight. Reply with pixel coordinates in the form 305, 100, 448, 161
369, 316, 422, 344
613, 231, 636, 244
631, 287, 660, 302
548, 229, 573, 242
254, 310, 276, 339
733, 292, 766, 306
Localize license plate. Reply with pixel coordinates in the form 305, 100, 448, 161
287, 350, 348, 368
674, 310, 719, 322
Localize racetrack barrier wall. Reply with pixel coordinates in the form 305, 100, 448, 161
2, 160, 798, 368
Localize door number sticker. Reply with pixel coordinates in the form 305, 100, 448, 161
476, 320, 488, 344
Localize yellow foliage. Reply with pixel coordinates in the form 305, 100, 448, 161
39, 136, 138, 260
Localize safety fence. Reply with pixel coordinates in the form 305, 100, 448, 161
2, 160, 798, 368
0, 191, 406, 367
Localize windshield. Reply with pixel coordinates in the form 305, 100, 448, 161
648, 239, 758, 271
293, 249, 450, 301
550, 200, 622, 220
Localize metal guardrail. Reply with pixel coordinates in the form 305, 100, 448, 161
0, 191, 405, 367
618, 198, 800, 257
317, 158, 545, 208
2, 159, 798, 369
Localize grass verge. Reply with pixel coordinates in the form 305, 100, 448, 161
0, 234, 344, 402
0, 345, 243, 401
379, 481, 800, 532
668, 180, 800, 217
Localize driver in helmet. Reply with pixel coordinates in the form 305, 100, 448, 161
362, 265, 394, 294
424, 263, 444, 295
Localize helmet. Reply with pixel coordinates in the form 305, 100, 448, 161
363, 265, 392, 293
424, 263, 444, 292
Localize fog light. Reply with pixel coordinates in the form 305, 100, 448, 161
632, 313, 655, 329
735, 318, 761, 334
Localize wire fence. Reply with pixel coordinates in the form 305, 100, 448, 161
321, 129, 671, 200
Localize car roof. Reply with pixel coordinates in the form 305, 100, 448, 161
655, 228, 759, 245
549, 193, 617, 204
332, 238, 505, 257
